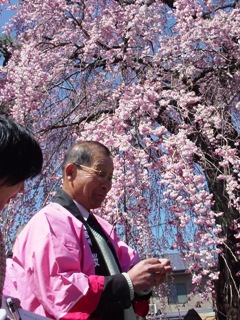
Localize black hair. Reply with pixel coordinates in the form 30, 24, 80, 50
62, 141, 111, 171
0, 116, 43, 186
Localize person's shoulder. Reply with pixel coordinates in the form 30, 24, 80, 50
32, 202, 70, 218
38, 202, 84, 227
20, 202, 68, 229
23, 202, 84, 237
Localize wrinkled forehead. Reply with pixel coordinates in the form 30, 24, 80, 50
91, 153, 114, 171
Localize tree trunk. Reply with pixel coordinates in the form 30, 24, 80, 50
199, 143, 240, 320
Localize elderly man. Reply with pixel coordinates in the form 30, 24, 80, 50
7, 141, 171, 320
0, 115, 43, 306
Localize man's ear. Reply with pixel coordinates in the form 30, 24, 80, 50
65, 163, 76, 180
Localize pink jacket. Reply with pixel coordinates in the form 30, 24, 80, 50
4, 202, 141, 319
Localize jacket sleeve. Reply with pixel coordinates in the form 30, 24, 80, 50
62, 274, 131, 319
134, 299, 150, 318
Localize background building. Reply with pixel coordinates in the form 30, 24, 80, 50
147, 253, 216, 320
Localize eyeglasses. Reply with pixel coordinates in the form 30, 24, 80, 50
73, 163, 113, 183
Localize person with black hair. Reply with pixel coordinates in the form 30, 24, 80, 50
8, 141, 172, 320
0, 115, 43, 306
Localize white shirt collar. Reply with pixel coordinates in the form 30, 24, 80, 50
73, 200, 90, 221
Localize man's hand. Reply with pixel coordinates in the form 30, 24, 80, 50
127, 258, 172, 292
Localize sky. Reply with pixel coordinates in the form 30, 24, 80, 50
0, 2, 17, 66
0, 2, 16, 32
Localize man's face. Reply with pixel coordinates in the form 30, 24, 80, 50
70, 153, 114, 210
0, 180, 24, 211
